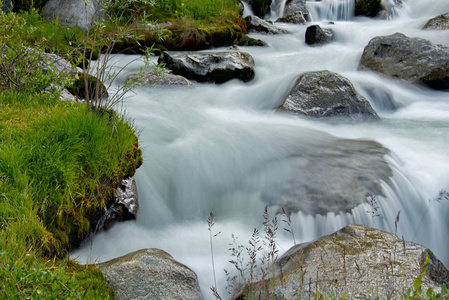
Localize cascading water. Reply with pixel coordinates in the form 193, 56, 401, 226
307, 0, 355, 21
71, 0, 449, 298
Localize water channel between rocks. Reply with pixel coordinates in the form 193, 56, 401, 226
71, 0, 449, 298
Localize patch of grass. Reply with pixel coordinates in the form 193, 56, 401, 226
0, 90, 141, 297
151, 0, 241, 24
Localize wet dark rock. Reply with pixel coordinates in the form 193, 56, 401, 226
359, 32, 449, 90
98, 249, 202, 300
305, 25, 334, 45
245, 15, 288, 34
234, 35, 267, 47
158, 51, 255, 84
128, 70, 193, 87
239, 224, 449, 299
248, 0, 272, 18
279, 70, 379, 121
95, 177, 139, 232
276, 0, 309, 24
355, 0, 381, 17
423, 13, 449, 30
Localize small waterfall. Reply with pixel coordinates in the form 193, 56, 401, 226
308, 0, 355, 21
241, 0, 254, 17
325, 0, 354, 20
269, 0, 288, 20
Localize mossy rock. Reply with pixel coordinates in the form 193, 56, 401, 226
66, 74, 109, 100
112, 24, 244, 53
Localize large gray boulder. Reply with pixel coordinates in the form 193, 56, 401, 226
42, 0, 103, 31
244, 15, 288, 34
40, 52, 80, 76
423, 13, 449, 30
359, 33, 449, 89
355, 0, 381, 17
265, 137, 391, 215
276, 0, 309, 24
238, 224, 449, 299
305, 25, 334, 45
158, 51, 255, 84
279, 70, 379, 121
98, 249, 202, 300
128, 70, 193, 87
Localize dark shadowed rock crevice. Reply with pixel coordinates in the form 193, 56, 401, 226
355, 0, 381, 17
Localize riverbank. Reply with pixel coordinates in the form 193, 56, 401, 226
0, 7, 143, 297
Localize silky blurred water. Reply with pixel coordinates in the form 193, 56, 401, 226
72, 0, 449, 298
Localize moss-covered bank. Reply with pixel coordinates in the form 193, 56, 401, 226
0, 91, 142, 297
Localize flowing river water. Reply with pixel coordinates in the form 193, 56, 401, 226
72, 0, 449, 297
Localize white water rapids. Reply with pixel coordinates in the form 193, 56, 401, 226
72, 0, 449, 298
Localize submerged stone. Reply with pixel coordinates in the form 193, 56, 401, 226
264, 137, 391, 215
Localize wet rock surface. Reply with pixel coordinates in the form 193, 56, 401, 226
359, 32, 449, 90
423, 13, 449, 30
245, 15, 288, 34
239, 224, 449, 299
276, 0, 309, 24
98, 248, 202, 300
95, 177, 139, 232
279, 70, 379, 121
128, 69, 193, 87
158, 51, 255, 83
305, 25, 334, 45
